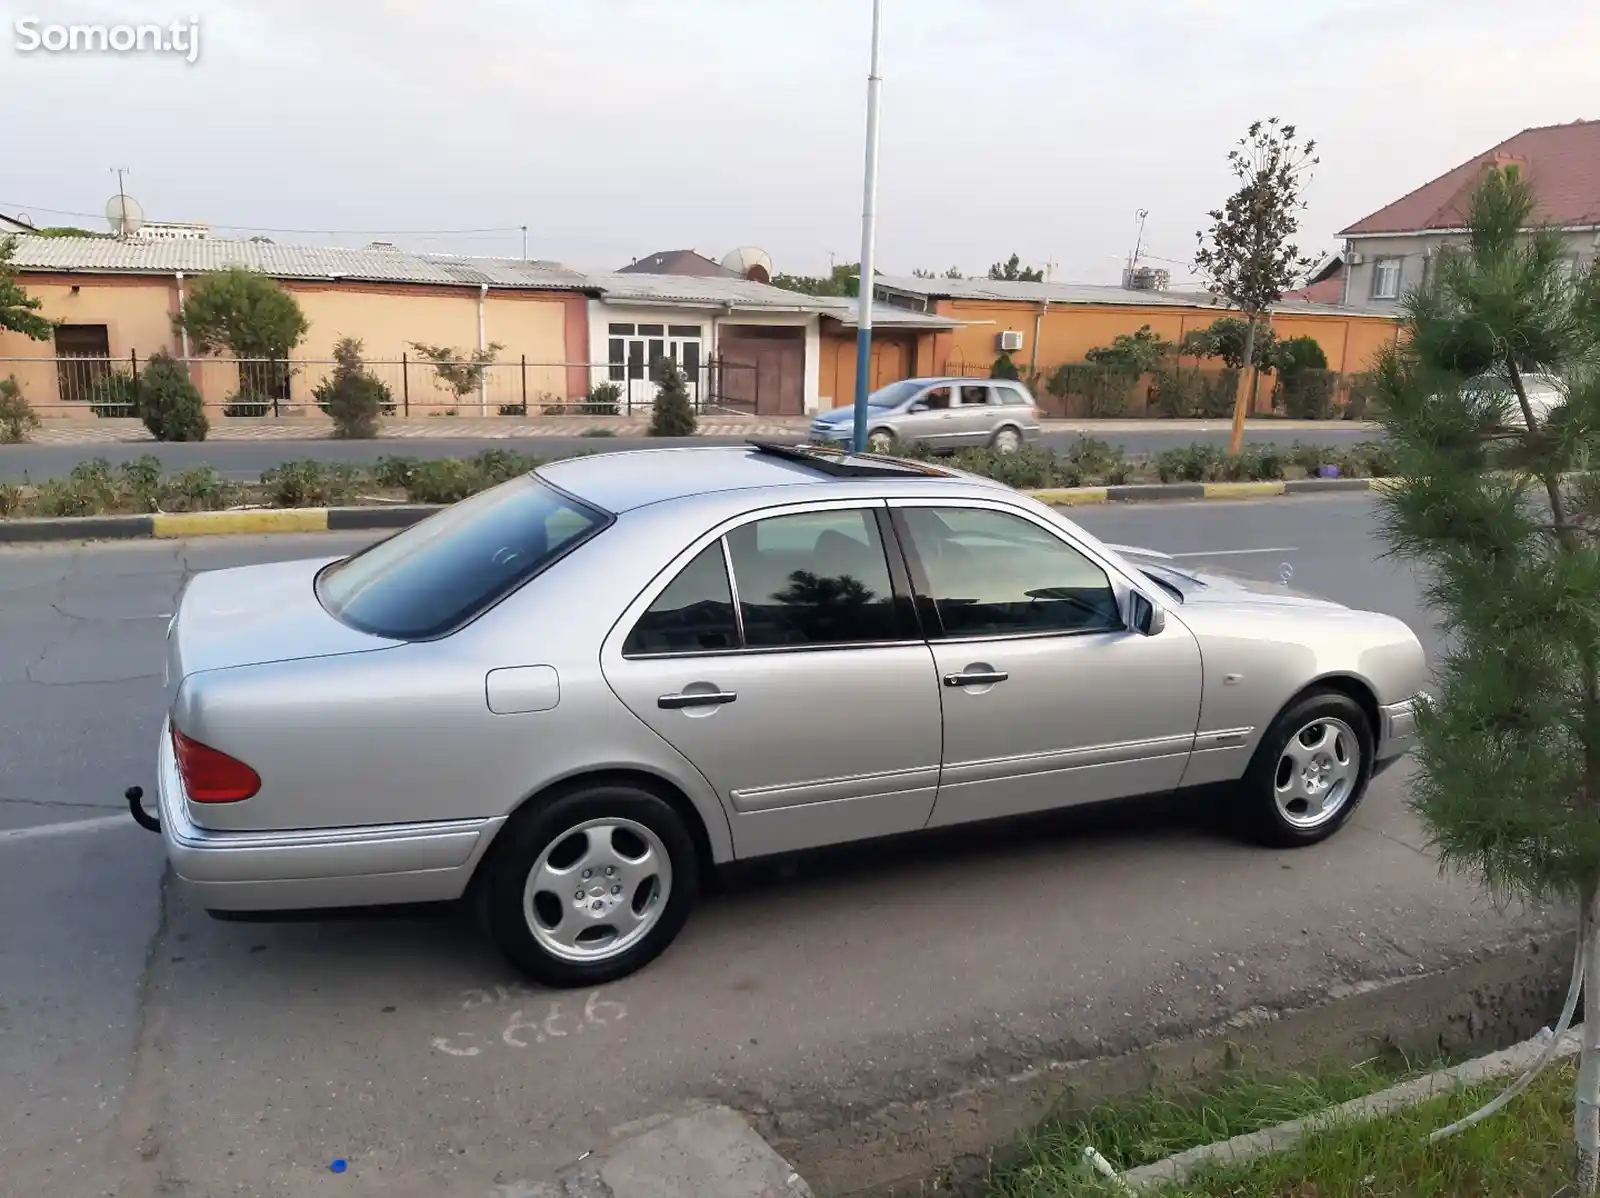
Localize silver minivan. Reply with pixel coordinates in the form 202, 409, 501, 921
808, 377, 1043, 454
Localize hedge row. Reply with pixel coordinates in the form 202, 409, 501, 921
0, 440, 1398, 520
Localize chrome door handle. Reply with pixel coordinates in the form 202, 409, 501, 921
657, 690, 737, 709
943, 670, 1008, 687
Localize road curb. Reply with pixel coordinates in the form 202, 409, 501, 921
0, 480, 1393, 544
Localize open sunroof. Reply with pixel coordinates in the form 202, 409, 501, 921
745, 440, 952, 479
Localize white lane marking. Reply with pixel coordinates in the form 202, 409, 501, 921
0, 814, 132, 845
1167, 546, 1298, 558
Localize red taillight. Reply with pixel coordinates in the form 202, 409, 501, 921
172, 727, 261, 803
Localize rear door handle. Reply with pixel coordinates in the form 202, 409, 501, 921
657, 690, 737, 709
943, 670, 1008, 687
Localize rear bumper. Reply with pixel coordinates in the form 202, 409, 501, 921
1376, 692, 1428, 762
156, 719, 504, 911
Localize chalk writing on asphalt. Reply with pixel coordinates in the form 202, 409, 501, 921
431, 988, 627, 1058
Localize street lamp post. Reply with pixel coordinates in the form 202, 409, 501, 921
850, 0, 884, 453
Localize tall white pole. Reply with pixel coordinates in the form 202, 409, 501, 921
850, 0, 884, 454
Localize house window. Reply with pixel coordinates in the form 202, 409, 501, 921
1370, 258, 1402, 300
53, 324, 111, 405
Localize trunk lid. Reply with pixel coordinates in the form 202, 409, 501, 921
166, 558, 399, 698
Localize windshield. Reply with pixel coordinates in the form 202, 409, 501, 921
316, 474, 610, 640
866, 380, 924, 409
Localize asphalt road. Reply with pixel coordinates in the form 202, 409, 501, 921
1, 495, 1543, 1198
0, 424, 1380, 482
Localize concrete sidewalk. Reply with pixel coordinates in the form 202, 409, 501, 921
26, 413, 1377, 444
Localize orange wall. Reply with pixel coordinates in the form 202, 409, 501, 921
818, 329, 930, 408
933, 298, 1399, 380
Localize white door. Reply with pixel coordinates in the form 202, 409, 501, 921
606, 322, 704, 412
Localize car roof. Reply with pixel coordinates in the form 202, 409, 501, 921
537, 443, 999, 514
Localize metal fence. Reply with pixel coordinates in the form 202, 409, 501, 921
0, 354, 762, 418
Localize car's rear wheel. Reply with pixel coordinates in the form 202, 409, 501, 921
990, 425, 1023, 454
1234, 689, 1373, 848
867, 428, 896, 453
484, 783, 698, 987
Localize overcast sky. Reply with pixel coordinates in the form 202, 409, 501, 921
4, 0, 1595, 284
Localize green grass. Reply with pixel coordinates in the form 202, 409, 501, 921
988, 1058, 1578, 1198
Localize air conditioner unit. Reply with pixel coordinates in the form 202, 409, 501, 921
1345, 251, 1365, 266
998, 330, 1024, 352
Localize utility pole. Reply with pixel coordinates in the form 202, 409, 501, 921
521, 225, 528, 261
110, 167, 131, 238
850, 0, 884, 454
1127, 208, 1149, 281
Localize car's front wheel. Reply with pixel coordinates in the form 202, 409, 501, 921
867, 427, 896, 453
1234, 689, 1374, 848
483, 782, 698, 987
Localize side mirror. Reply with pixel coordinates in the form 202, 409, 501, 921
1131, 592, 1165, 636
907, 401, 928, 413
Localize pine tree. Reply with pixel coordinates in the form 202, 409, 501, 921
314, 337, 391, 439
136, 352, 208, 442
1376, 164, 1600, 1188
649, 362, 697, 437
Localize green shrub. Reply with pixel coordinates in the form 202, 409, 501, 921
1065, 437, 1131, 484
32, 479, 99, 517
583, 426, 617, 437
990, 352, 1021, 380
948, 445, 1064, 490
222, 389, 272, 417
260, 460, 359, 507
1275, 334, 1328, 375
649, 365, 697, 436
137, 352, 207, 442
0, 482, 20, 517
1286, 441, 1333, 474
370, 455, 420, 490
1223, 443, 1287, 481
583, 381, 623, 416
87, 370, 139, 418
163, 467, 238, 511
1275, 368, 1339, 419
403, 458, 484, 505
1343, 370, 1384, 420
118, 455, 163, 512
1198, 368, 1241, 418
1150, 368, 1201, 418
1047, 363, 1137, 417
1341, 439, 1398, 478
470, 448, 541, 485
314, 338, 390, 439
1155, 443, 1227, 482
0, 375, 38, 443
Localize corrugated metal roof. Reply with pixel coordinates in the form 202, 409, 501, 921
5, 235, 592, 290
873, 275, 1369, 318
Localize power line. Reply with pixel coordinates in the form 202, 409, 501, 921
0, 199, 522, 238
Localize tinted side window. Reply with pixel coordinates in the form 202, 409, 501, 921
996, 384, 1030, 406
959, 384, 990, 406
726, 510, 900, 647
624, 543, 738, 656
902, 507, 1122, 637
921, 386, 952, 411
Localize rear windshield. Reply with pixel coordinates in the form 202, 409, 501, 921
316, 474, 610, 639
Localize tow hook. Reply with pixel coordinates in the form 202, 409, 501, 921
126, 786, 160, 834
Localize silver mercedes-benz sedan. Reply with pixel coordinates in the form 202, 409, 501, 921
135, 443, 1427, 987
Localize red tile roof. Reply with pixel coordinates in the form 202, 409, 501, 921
1340, 119, 1600, 236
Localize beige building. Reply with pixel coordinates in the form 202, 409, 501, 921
0, 237, 593, 415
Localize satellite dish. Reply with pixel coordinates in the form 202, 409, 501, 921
105, 194, 145, 238
721, 246, 773, 283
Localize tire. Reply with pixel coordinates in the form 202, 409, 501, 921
483, 783, 698, 988
866, 428, 896, 453
1233, 689, 1374, 848
990, 425, 1023, 454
